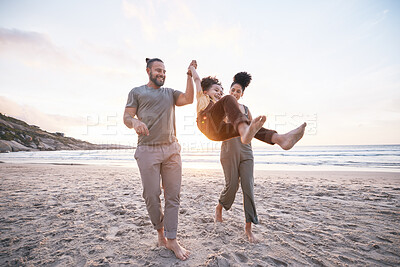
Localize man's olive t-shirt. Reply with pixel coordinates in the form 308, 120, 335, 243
126, 85, 182, 146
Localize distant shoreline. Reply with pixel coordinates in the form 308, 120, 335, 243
0, 113, 135, 153
0, 145, 399, 173
0, 145, 136, 153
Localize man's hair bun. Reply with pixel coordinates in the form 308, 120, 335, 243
146, 58, 164, 68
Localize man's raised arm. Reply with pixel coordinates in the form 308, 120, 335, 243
176, 60, 197, 106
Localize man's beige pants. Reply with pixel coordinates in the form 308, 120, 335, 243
134, 142, 182, 239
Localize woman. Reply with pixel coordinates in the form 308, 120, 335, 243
215, 72, 260, 243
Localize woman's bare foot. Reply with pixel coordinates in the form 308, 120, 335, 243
274, 122, 307, 150
166, 239, 190, 260
245, 223, 259, 243
215, 203, 223, 222
157, 228, 167, 247
241, 116, 266, 144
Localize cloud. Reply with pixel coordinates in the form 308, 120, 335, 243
163, 0, 198, 32
163, 0, 244, 52
122, 0, 158, 40
121, 0, 244, 55
0, 27, 74, 68
0, 27, 49, 46
80, 41, 140, 68
177, 24, 243, 52
0, 27, 134, 78
0, 96, 85, 134
371, 9, 389, 26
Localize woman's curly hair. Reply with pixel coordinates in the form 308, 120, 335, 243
231, 72, 252, 92
201, 76, 222, 92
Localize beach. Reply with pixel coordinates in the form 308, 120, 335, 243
1, 163, 399, 266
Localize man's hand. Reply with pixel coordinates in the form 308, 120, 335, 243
132, 119, 149, 136
187, 60, 197, 76
190, 60, 197, 69
124, 107, 149, 135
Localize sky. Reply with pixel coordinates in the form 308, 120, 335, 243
0, 0, 399, 149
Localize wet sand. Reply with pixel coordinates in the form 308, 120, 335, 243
0, 163, 399, 266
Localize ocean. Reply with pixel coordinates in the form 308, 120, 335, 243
1, 144, 399, 172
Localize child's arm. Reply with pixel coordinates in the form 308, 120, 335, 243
189, 65, 202, 94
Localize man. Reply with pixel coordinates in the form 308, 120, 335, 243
123, 58, 195, 260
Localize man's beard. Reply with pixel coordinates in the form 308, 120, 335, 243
150, 71, 165, 87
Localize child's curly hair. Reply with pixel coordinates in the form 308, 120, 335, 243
201, 76, 223, 92
231, 72, 252, 92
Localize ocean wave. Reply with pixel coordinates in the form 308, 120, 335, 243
1, 145, 399, 171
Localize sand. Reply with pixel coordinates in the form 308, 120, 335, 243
0, 163, 399, 266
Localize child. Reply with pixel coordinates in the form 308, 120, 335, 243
191, 66, 265, 144
190, 64, 306, 148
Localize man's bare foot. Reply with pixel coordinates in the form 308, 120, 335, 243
166, 238, 190, 260
157, 228, 167, 247
241, 116, 266, 144
245, 223, 259, 243
276, 122, 307, 150
215, 203, 223, 222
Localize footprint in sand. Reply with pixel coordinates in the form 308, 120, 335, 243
159, 248, 174, 258
112, 207, 128, 216
115, 229, 131, 237
234, 252, 249, 263
106, 226, 119, 240
263, 256, 288, 266
179, 208, 187, 214
376, 235, 393, 243
134, 219, 151, 227
200, 217, 214, 224
205, 254, 230, 267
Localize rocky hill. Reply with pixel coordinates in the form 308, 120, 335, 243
0, 113, 132, 153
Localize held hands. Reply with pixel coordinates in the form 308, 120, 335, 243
187, 60, 197, 76
132, 119, 149, 136
188, 60, 200, 81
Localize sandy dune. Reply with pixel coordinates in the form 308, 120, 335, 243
0, 163, 399, 266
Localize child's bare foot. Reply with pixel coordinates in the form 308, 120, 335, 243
241, 116, 266, 144
166, 239, 190, 260
245, 223, 259, 243
215, 203, 223, 222
276, 122, 307, 150
157, 228, 167, 247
